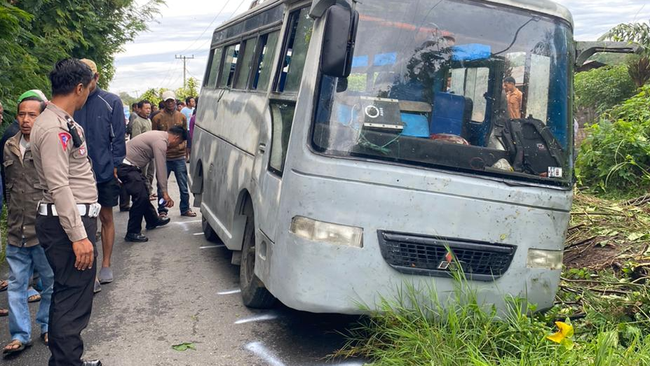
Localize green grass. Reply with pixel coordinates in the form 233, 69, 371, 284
337, 277, 650, 365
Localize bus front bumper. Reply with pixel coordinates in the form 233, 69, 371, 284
265, 231, 561, 315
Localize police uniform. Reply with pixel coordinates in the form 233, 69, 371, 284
31, 103, 100, 366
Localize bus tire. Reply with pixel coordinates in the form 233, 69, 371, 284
240, 211, 276, 309
202, 216, 219, 242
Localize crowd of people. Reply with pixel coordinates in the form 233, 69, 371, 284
0, 58, 196, 366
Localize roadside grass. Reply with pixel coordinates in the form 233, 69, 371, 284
338, 192, 650, 365
337, 280, 650, 365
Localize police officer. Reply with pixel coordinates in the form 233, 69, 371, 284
31, 58, 101, 366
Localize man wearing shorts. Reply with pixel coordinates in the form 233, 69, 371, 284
73, 59, 126, 290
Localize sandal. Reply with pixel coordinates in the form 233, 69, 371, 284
40, 333, 48, 346
0, 309, 8, 317
181, 210, 197, 217
3, 339, 31, 357
28, 293, 41, 303
0, 280, 7, 292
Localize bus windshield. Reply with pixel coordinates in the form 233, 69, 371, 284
313, 0, 574, 185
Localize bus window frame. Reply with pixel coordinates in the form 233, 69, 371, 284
251, 30, 282, 92
204, 47, 225, 89
209, 25, 283, 93
234, 36, 260, 90
271, 5, 313, 96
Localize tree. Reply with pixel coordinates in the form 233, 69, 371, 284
575, 65, 637, 114
138, 88, 168, 108
175, 78, 199, 101
601, 21, 650, 87
0, 0, 163, 121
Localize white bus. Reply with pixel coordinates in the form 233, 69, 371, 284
190, 0, 636, 313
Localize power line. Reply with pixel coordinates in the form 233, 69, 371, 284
177, 0, 236, 55
188, 0, 251, 55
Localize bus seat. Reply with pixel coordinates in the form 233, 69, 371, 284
431, 92, 473, 138
401, 113, 430, 137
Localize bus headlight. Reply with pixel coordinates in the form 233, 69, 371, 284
527, 249, 563, 270
290, 216, 363, 248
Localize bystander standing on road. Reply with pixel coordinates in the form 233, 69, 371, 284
130, 100, 156, 197
2, 91, 54, 358
32, 58, 102, 366
180, 97, 195, 162
73, 59, 126, 289
118, 129, 185, 242
188, 98, 198, 161
151, 91, 196, 218
150, 101, 164, 120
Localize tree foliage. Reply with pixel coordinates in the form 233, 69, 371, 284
576, 86, 650, 195
575, 65, 637, 114
0, 0, 162, 121
601, 21, 650, 88
134, 78, 199, 108
175, 78, 199, 101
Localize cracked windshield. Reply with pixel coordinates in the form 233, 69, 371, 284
314, 0, 574, 185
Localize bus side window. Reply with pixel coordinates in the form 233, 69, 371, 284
206, 48, 223, 89
276, 8, 313, 93
252, 31, 280, 91
235, 37, 258, 89
219, 43, 240, 88
268, 101, 296, 175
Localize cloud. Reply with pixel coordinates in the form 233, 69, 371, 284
109, 0, 650, 95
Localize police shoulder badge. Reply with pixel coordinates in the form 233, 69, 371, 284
58, 132, 72, 150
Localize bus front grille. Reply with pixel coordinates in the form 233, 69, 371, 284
377, 231, 516, 282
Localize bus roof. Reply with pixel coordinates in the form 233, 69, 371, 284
216, 0, 573, 34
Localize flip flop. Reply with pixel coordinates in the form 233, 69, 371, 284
28, 293, 41, 303
0, 309, 8, 317
40, 333, 48, 346
2, 340, 32, 357
0, 280, 7, 292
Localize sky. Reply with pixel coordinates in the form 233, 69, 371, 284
108, 0, 650, 96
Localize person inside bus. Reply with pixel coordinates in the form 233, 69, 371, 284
503, 76, 522, 119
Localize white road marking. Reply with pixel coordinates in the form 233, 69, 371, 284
217, 289, 241, 295
193, 232, 203, 236
244, 342, 286, 366
200, 244, 225, 249
176, 219, 202, 224
235, 313, 278, 325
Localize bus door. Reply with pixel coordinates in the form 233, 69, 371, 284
253, 6, 314, 242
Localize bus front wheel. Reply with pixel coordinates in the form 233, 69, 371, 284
202, 216, 219, 242
240, 211, 276, 309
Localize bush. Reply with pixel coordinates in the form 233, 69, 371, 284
576, 86, 650, 195
575, 65, 637, 114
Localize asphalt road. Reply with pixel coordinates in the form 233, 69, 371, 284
0, 176, 365, 366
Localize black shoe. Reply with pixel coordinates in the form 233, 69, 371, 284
124, 233, 148, 242
146, 216, 171, 230
120, 206, 131, 212
82, 360, 102, 366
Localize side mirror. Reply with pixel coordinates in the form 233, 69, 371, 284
575, 41, 643, 67
320, 5, 358, 78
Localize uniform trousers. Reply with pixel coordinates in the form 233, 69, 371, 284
117, 164, 159, 234
35, 214, 97, 366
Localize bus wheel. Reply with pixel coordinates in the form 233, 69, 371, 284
240, 211, 276, 309
202, 216, 218, 242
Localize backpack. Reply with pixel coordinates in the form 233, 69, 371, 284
498, 117, 565, 176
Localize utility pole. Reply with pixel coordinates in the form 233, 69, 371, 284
175, 54, 195, 88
